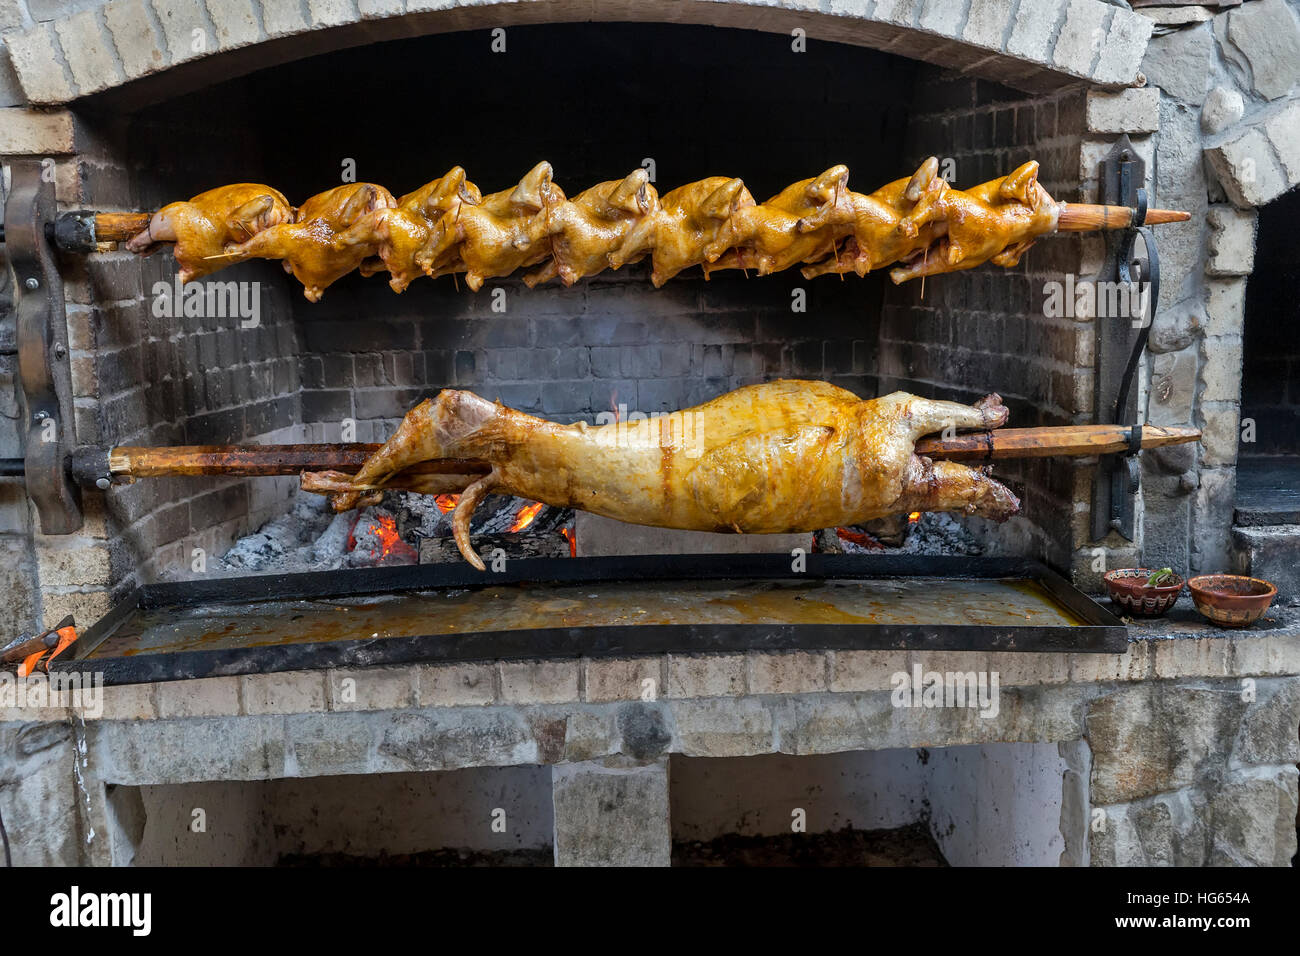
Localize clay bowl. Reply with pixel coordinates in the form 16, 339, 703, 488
1187, 574, 1277, 628
1103, 568, 1184, 617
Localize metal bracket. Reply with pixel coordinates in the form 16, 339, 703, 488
1090, 136, 1159, 542
4, 161, 82, 533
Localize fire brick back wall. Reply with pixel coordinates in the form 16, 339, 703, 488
65, 91, 305, 610
879, 68, 1091, 572
270, 25, 915, 440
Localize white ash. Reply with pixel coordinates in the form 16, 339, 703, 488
825, 513, 984, 556
214, 492, 405, 574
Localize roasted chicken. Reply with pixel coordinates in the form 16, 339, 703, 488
124, 163, 1188, 292
889, 161, 1059, 282
304, 380, 1019, 570
124, 183, 293, 283
420, 162, 560, 292
702, 166, 850, 276
339, 167, 482, 293
524, 169, 658, 287
226, 183, 396, 301
607, 177, 755, 287
796, 158, 947, 279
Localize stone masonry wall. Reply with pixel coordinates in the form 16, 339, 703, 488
880, 73, 1094, 573
1, 627, 1295, 865
1139, 0, 1300, 577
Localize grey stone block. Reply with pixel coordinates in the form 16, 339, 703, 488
1225, 0, 1300, 101
552, 758, 671, 866
1086, 683, 1248, 804
1232, 525, 1300, 604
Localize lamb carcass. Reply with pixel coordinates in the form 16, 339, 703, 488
124, 184, 294, 283
304, 380, 1019, 570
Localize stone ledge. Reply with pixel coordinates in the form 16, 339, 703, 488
2, 0, 1151, 106
77, 673, 1300, 786
5, 616, 1296, 725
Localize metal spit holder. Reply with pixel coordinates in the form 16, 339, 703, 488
3, 160, 83, 533
1090, 136, 1161, 542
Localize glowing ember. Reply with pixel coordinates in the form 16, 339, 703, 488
560, 527, 577, 557
371, 515, 406, 558
434, 494, 460, 513
908, 512, 921, 523
835, 527, 884, 550
348, 513, 416, 563
509, 501, 544, 532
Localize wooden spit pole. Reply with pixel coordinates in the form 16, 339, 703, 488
106, 425, 1201, 480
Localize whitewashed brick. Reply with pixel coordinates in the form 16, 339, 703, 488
1053, 0, 1107, 76
156, 675, 240, 717
1199, 336, 1243, 404
0, 107, 75, 153
1205, 205, 1257, 277
498, 660, 578, 704
664, 654, 746, 698
204, 0, 260, 47
241, 671, 327, 714
418, 661, 496, 706
1091, 7, 1151, 86
1203, 279, 1246, 338
104, 0, 167, 79
329, 666, 415, 710
827, 650, 909, 692
583, 657, 663, 703
747, 651, 828, 695
4, 24, 77, 103
54, 9, 126, 94
260, 0, 310, 35
1007, 0, 1066, 63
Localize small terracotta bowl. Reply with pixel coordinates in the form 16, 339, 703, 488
1103, 568, 1184, 617
1187, 574, 1277, 628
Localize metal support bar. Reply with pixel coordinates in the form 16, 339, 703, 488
1090, 136, 1160, 542
5, 161, 83, 533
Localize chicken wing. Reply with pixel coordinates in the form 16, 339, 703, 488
305, 380, 1018, 570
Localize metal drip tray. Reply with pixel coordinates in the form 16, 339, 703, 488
58, 555, 1126, 685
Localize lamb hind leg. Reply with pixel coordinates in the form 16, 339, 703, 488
905, 393, 1009, 439
898, 456, 1020, 521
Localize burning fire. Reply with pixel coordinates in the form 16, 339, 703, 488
908, 512, 921, 523
835, 527, 884, 550
347, 513, 416, 563
434, 494, 460, 513
560, 526, 577, 557
509, 501, 544, 532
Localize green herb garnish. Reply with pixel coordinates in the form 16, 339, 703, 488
1145, 568, 1176, 587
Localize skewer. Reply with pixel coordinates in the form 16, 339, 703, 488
1055, 204, 1190, 231
105, 424, 1200, 480
80, 196, 1189, 256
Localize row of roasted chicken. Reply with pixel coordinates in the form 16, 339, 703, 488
125, 158, 1063, 302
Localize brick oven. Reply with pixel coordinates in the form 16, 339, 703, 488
0, 0, 1297, 869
